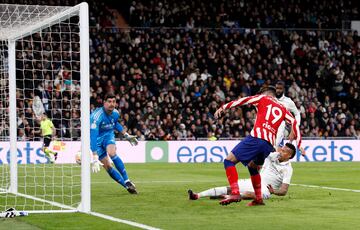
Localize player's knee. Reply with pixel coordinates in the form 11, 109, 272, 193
224, 159, 235, 169
107, 151, 116, 158
103, 163, 111, 170
101, 159, 112, 170
225, 152, 237, 162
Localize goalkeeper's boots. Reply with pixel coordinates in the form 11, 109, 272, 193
247, 198, 265, 207
219, 193, 241, 206
126, 181, 138, 194
188, 189, 199, 200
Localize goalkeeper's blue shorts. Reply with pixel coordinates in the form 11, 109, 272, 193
95, 133, 116, 160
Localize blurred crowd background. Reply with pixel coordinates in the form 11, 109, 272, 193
1, 0, 359, 141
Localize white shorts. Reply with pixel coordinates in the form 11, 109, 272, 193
238, 179, 271, 199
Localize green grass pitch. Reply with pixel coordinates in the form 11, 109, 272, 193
1, 162, 360, 229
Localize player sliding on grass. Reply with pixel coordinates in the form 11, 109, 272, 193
214, 86, 305, 206
188, 143, 296, 201
90, 94, 138, 194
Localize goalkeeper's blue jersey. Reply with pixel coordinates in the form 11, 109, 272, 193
90, 107, 124, 152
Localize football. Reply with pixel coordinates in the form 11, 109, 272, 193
75, 151, 81, 165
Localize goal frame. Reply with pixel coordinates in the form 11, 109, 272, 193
4, 2, 90, 214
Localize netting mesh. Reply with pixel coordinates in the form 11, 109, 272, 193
0, 4, 83, 212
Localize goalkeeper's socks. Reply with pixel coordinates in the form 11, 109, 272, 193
111, 155, 129, 182
107, 167, 126, 188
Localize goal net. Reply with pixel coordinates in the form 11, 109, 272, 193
0, 3, 90, 214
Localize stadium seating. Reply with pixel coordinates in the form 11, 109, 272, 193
6, 0, 360, 140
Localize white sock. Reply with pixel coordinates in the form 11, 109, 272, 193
198, 186, 228, 198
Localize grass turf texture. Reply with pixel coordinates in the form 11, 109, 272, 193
1, 162, 360, 230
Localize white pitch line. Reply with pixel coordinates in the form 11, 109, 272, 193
291, 183, 360, 193
89, 211, 162, 230
92, 180, 360, 193
92, 180, 226, 184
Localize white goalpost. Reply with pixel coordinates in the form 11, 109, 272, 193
0, 2, 90, 214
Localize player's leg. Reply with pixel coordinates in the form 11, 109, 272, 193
220, 142, 245, 205
188, 186, 230, 200
106, 144, 137, 194
220, 136, 263, 205
107, 144, 129, 182
99, 152, 127, 188
247, 162, 265, 206
246, 140, 274, 206
42, 136, 57, 163
223, 152, 240, 196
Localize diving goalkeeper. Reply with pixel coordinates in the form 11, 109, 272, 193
90, 94, 138, 194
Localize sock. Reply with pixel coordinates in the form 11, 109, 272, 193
224, 159, 239, 195
111, 155, 129, 182
250, 174, 262, 200
198, 187, 228, 198
44, 148, 56, 155
107, 167, 126, 188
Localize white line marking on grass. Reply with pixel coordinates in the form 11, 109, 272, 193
291, 183, 360, 193
92, 180, 226, 184
89, 211, 162, 230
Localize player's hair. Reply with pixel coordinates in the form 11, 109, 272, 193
276, 80, 285, 87
103, 93, 116, 101
258, 85, 276, 96
285, 143, 296, 159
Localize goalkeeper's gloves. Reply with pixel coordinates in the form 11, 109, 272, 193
124, 132, 138, 146
91, 154, 102, 173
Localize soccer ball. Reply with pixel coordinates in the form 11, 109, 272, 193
75, 151, 81, 165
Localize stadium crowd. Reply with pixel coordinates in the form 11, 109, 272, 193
127, 0, 359, 29
88, 27, 360, 141
2, 0, 359, 141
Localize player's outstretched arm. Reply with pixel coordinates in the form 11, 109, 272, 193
214, 95, 264, 119
116, 122, 138, 146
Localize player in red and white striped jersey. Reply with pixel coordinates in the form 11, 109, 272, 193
214, 86, 305, 206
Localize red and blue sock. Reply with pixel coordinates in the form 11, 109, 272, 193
248, 166, 262, 200
250, 174, 262, 200
224, 159, 239, 195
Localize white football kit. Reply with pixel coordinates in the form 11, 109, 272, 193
275, 94, 301, 147
238, 152, 293, 199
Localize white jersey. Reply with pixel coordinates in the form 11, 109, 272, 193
260, 152, 293, 190
237, 152, 293, 199
275, 94, 301, 147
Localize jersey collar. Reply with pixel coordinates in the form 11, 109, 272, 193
278, 94, 286, 101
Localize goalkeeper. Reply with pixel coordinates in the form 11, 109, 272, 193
90, 94, 138, 194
